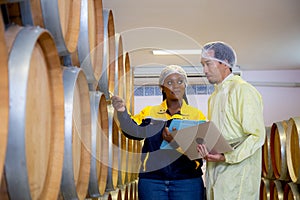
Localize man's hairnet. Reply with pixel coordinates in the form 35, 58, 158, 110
201, 41, 237, 68
159, 65, 188, 86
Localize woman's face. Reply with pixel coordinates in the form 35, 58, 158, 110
162, 73, 186, 100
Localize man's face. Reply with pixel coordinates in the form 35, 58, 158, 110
201, 50, 224, 84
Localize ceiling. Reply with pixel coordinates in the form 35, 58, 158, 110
102, 0, 300, 73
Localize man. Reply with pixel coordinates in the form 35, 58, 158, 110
197, 41, 266, 200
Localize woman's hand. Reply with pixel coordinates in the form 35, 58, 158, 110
162, 127, 173, 142
111, 96, 126, 112
197, 144, 226, 162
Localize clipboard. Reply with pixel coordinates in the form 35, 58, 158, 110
160, 119, 206, 149
170, 121, 233, 160
169, 119, 206, 131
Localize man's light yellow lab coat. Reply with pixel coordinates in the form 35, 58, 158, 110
206, 74, 266, 200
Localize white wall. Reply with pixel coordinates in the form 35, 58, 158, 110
242, 70, 300, 127
134, 70, 300, 127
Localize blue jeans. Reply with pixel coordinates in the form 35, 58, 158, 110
138, 177, 204, 200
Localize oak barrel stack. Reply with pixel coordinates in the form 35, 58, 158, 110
0, 0, 138, 199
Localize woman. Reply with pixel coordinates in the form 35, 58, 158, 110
112, 65, 206, 200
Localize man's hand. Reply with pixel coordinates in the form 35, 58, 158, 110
197, 144, 209, 158
197, 144, 225, 162
111, 96, 126, 112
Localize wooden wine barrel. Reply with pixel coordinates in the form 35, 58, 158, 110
98, 9, 115, 99
271, 180, 284, 200
260, 178, 272, 200
97, 91, 110, 195
105, 103, 120, 192
129, 181, 138, 200
107, 188, 123, 200
101, 188, 123, 200
117, 131, 128, 187
87, 91, 109, 197
262, 127, 275, 179
124, 52, 134, 114
118, 186, 127, 200
61, 67, 91, 200
286, 117, 300, 184
70, 47, 81, 67
130, 140, 138, 181
18, 0, 81, 55
130, 66, 135, 115
270, 121, 290, 181
123, 182, 133, 200
113, 33, 128, 187
77, 0, 104, 87
4, 25, 64, 200
132, 140, 142, 180
114, 33, 125, 97
0, 9, 9, 183
284, 182, 300, 200
124, 52, 131, 105
125, 139, 135, 183
123, 183, 130, 200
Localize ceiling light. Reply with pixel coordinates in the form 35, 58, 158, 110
152, 49, 202, 55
